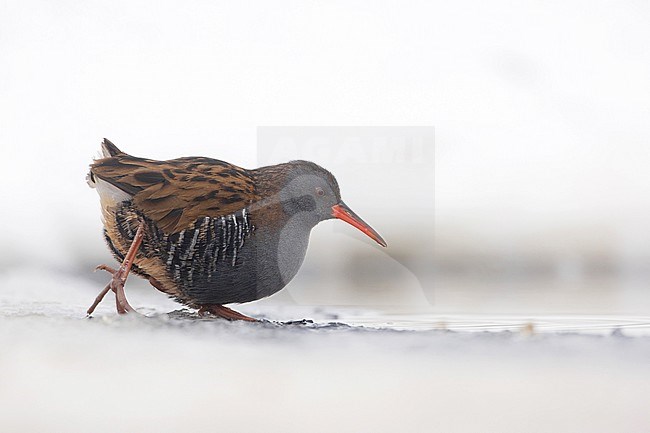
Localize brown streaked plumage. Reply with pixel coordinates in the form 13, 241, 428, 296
87, 138, 386, 321
91, 140, 258, 233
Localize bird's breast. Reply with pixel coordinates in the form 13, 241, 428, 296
104, 202, 312, 305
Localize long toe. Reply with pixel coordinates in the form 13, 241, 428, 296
201, 305, 258, 322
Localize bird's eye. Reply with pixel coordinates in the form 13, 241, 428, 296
315, 187, 325, 196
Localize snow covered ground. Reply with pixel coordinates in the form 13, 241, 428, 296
0, 269, 649, 433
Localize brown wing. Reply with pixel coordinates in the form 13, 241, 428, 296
91, 151, 258, 234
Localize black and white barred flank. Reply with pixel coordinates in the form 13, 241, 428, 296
112, 203, 255, 289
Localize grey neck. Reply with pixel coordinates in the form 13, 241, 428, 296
252, 211, 315, 297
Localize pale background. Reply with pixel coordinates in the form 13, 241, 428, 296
2, 0, 650, 314
1, 3, 650, 432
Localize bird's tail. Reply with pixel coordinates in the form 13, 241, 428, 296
101, 138, 124, 158
88, 138, 123, 188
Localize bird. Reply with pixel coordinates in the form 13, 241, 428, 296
86, 138, 387, 321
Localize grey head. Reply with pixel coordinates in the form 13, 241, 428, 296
279, 160, 341, 224
256, 160, 386, 247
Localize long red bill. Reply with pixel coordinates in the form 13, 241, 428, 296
331, 202, 387, 247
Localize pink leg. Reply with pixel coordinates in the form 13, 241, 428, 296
87, 225, 144, 316
197, 304, 258, 322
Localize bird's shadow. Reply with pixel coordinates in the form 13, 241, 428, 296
165, 308, 347, 328
85, 308, 358, 330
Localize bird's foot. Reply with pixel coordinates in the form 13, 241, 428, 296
86, 224, 144, 316
86, 265, 137, 316
197, 305, 258, 322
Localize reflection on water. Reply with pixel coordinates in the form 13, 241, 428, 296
341, 311, 650, 336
